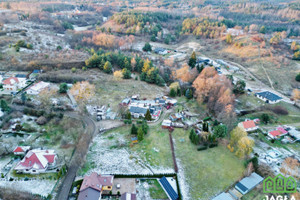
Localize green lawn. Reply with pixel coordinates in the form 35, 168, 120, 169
172, 129, 245, 200
142, 179, 168, 199
131, 125, 173, 169
242, 187, 265, 200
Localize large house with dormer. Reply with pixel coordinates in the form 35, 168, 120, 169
14, 149, 57, 174
78, 172, 114, 200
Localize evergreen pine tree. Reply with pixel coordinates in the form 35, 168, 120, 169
131, 124, 138, 135
137, 127, 144, 141
145, 109, 152, 121
188, 51, 197, 68
169, 88, 176, 97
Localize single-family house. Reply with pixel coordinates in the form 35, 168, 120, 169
235, 172, 264, 195
238, 120, 258, 132
255, 91, 282, 104
121, 193, 137, 200
129, 106, 148, 118
2, 77, 20, 93
78, 172, 114, 200
154, 47, 168, 55
13, 146, 31, 155
14, 149, 57, 174
131, 95, 139, 101
268, 130, 283, 139
162, 120, 172, 129
26, 81, 50, 95
268, 127, 288, 139
122, 98, 131, 106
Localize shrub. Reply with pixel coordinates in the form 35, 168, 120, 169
208, 143, 218, 148
197, 145, 208, 151
124, 119, 132, 124
203, 117, 211, 121
271, 106, 288, 115
296, 73, 300, 82
71, 68, 77, 73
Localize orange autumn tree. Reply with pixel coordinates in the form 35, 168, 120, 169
70, 81, 95, 103
172, 64, 198, 83
193, 67, 236, 129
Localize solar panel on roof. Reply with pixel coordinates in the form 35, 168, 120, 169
235, 182, 248, 193
159, 177, 179, 200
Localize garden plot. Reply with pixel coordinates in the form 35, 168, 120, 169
81, 126, 174, 176
0, 179, 56, 197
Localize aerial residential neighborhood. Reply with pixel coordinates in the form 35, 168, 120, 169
0, 0, 300, 200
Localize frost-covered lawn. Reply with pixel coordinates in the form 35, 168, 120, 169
0, 157, 11, 173
0, 179, 56, 197
173, 129, 245, 200
80, 125, 174, 176
131, 125, 173, 170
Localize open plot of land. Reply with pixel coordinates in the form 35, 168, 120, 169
91, 71, 166, 111
140, 179, 168, 199
172, 129, 245, 200
80, 125, 174, 176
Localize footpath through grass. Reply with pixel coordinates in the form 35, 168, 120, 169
172, 128, 245, 200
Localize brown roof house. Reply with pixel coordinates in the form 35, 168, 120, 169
78, 172, 114, 200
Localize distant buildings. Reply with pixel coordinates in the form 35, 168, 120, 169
154, 47, 168, 55
78, 172, 114, 200
255, 91, 282, 104
14, 149, 57, 174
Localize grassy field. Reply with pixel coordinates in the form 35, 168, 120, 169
91, 71, 166, 111
172, 128, 245, 200
241, 187, 265, 200
131, 125, 173, 169
142, 179, 168, 199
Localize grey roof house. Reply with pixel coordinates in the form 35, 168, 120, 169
255, 91, 282, 104
235, 172, 264, 195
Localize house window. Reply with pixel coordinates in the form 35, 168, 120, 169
33, 170, 36, 172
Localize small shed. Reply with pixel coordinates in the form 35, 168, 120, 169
235, 172, 264, 195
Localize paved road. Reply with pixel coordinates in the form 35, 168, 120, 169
55, 113, 97, 200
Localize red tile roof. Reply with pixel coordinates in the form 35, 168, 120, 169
80, 172, 113, 192
242, 120, 256, 129
13, 146, 25, 153
2, 77, 19, 85
277, 127, 288, 134
14, 149, 56, 171
44, 155, 56, 164
269, 130, 282, 137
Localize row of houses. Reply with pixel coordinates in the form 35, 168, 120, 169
0, 70, 47, 95
123, 95, 177, 119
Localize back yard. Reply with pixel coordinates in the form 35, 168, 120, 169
172, 128, 245, 200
